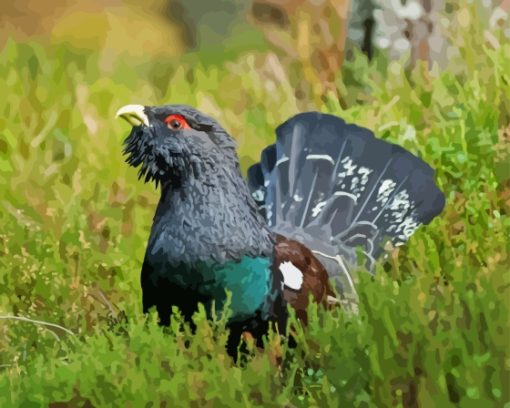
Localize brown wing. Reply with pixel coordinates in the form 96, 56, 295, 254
273, 234, 335, 323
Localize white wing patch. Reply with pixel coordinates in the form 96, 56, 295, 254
279, 261, 303, 291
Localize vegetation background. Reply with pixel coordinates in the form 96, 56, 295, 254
0, 0, 509, 406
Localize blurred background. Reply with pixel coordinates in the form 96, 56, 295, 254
1, 0, 507, 166
0, 1, 509, 406
1, 0, 508, 95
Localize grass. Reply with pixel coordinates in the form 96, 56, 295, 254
0, 4, 509, 407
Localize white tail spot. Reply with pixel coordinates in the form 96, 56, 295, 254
306, 154, 335, 165
311, 201, 327, 217
251, 188, 264, 202
279, 261, 303, 290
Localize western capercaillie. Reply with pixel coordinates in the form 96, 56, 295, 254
116, 104, 445, 355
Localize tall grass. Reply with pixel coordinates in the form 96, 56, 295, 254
0, 4, 508, 406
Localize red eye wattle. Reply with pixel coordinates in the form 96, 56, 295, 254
164, 114, 191, 130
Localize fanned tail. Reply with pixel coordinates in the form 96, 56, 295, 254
248, 112, 445, 294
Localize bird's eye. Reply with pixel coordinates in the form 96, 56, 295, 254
164, 114, 190, 131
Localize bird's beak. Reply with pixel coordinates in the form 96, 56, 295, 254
116, 104, 150, 127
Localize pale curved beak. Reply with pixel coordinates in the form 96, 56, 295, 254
116, 104, 149, 127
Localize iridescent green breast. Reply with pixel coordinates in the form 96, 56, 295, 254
177, 256, 273, 322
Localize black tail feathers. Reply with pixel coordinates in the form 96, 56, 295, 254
248, 112, 445, 293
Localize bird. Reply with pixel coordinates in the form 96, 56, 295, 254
116, 104, 445, 356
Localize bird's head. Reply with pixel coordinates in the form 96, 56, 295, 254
116, 104, 237, 187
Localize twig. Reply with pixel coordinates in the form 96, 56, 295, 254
88, 288, 118, 317
0, 315, 76, 341
311, 250, 358, 297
